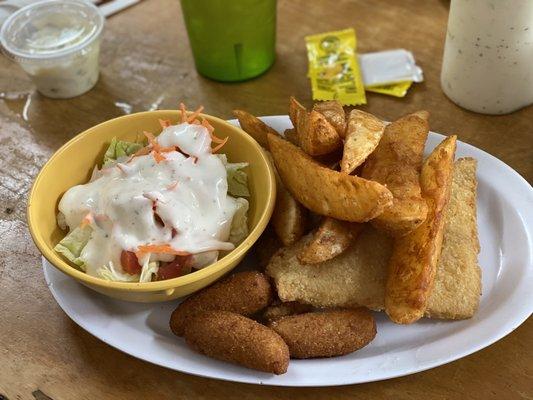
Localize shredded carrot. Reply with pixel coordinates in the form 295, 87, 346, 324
159, 119, 171, 128
191, 119, 201, 125
133, 146, 151, 157
136, 244, 190, 257
201, 118, 226, 144
187, 105, 204, 123
211, 136, 229, 153
152, 151, 166, 163
201, 118, 214, 133
179, 103, 187, 123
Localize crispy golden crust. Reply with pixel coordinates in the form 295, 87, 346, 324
284, 128, 300, 146
341, 110, 385, 174
272, 177, 307, 246
232, 109, 279, 149
298, 110, 343, 156
313, 100, 346, 138
385, 136, 457, 324
269, 308, 376, 358
267, 226, 393, 311
266, 159, 481, 320
297, 218, 362, 264
426, 158, 481, 319
267, 133, 393, 223
262, 301, 314, 323
362, 112, 430, 237
184, 311, 289, 374
289, 96, 306, 129
170, 271, 273, 336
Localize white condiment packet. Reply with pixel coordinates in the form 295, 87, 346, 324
359, 49, 424, 86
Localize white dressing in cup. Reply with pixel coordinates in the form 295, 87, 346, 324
441, 0, 533, 114
0, 0, 104, 99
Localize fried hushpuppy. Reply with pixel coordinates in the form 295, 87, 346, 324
269, 308, 376, 359
262, 301, 314, 323
184, 311, 290, 375
170, 271, 273, 336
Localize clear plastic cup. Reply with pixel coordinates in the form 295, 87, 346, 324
0, 0, 104, 99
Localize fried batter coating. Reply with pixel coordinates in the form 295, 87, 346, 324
170, 271, 273, 336
269, 308, 376, 358
184, 311, 289, 374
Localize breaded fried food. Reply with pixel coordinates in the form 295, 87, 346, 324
262, 301, 314, 323
313, 100, 346, 138
269, 308, 376, 358
297, 218, 362, 264
362, 111, 430, 237
170, 271, 273, 336
341, 110, 385, 174
267, 226, 392, 311
267, 133, 393, 223
385, 135, 457, 324
232, 109, 279, 148
184, 311, 289, 374
267, 158, 481, 320
427, 157, 481, 319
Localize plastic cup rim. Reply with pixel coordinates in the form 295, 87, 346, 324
0, 0, 104, 63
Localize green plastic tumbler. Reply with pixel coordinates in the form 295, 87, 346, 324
180, 0, 276, 82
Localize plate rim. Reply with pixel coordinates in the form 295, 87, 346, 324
42, 115, 533, 387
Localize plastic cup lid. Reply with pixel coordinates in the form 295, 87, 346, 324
0, 0, 104, 63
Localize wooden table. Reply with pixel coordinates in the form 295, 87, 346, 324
1, 0, 531, 398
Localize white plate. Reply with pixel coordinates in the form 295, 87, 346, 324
42, 115, 533, 387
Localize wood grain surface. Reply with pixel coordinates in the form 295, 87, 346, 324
0, 0, 531, 399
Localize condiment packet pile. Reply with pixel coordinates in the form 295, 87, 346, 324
305, 28, 424, 105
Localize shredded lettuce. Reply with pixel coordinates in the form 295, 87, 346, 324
217, 154, 250, 197
97, 261, 139, 282
54, 225, 92, 272
103, 137, 143, 166
229, 198, 249, 246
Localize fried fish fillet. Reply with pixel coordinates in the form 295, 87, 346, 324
267, 158, 481, 320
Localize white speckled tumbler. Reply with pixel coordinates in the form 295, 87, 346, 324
441, 0, 533, 114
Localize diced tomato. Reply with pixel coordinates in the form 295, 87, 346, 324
157, 255, 192, 280
121, 250, 142, 275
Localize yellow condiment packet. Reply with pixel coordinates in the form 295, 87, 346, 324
305, 28, 366, 105
366, 81, 413, 98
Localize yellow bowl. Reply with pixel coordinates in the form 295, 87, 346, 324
27, 110, 276, 302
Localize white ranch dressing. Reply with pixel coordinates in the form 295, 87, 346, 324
58, 123, 238, 278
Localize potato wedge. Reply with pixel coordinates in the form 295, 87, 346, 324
289, 96, 306, 128
298, 110, 343, 156
298, 218, 363, 264
385, 135, 457, 324
266, 150, 308, 246
233, 109, 279, 149
362, 111, 430, 237
313, 100, 346, 138
272, 179, 307, 246
267, 133, 393, 222
284, 128, 299, 146
341, 110, 385, 174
